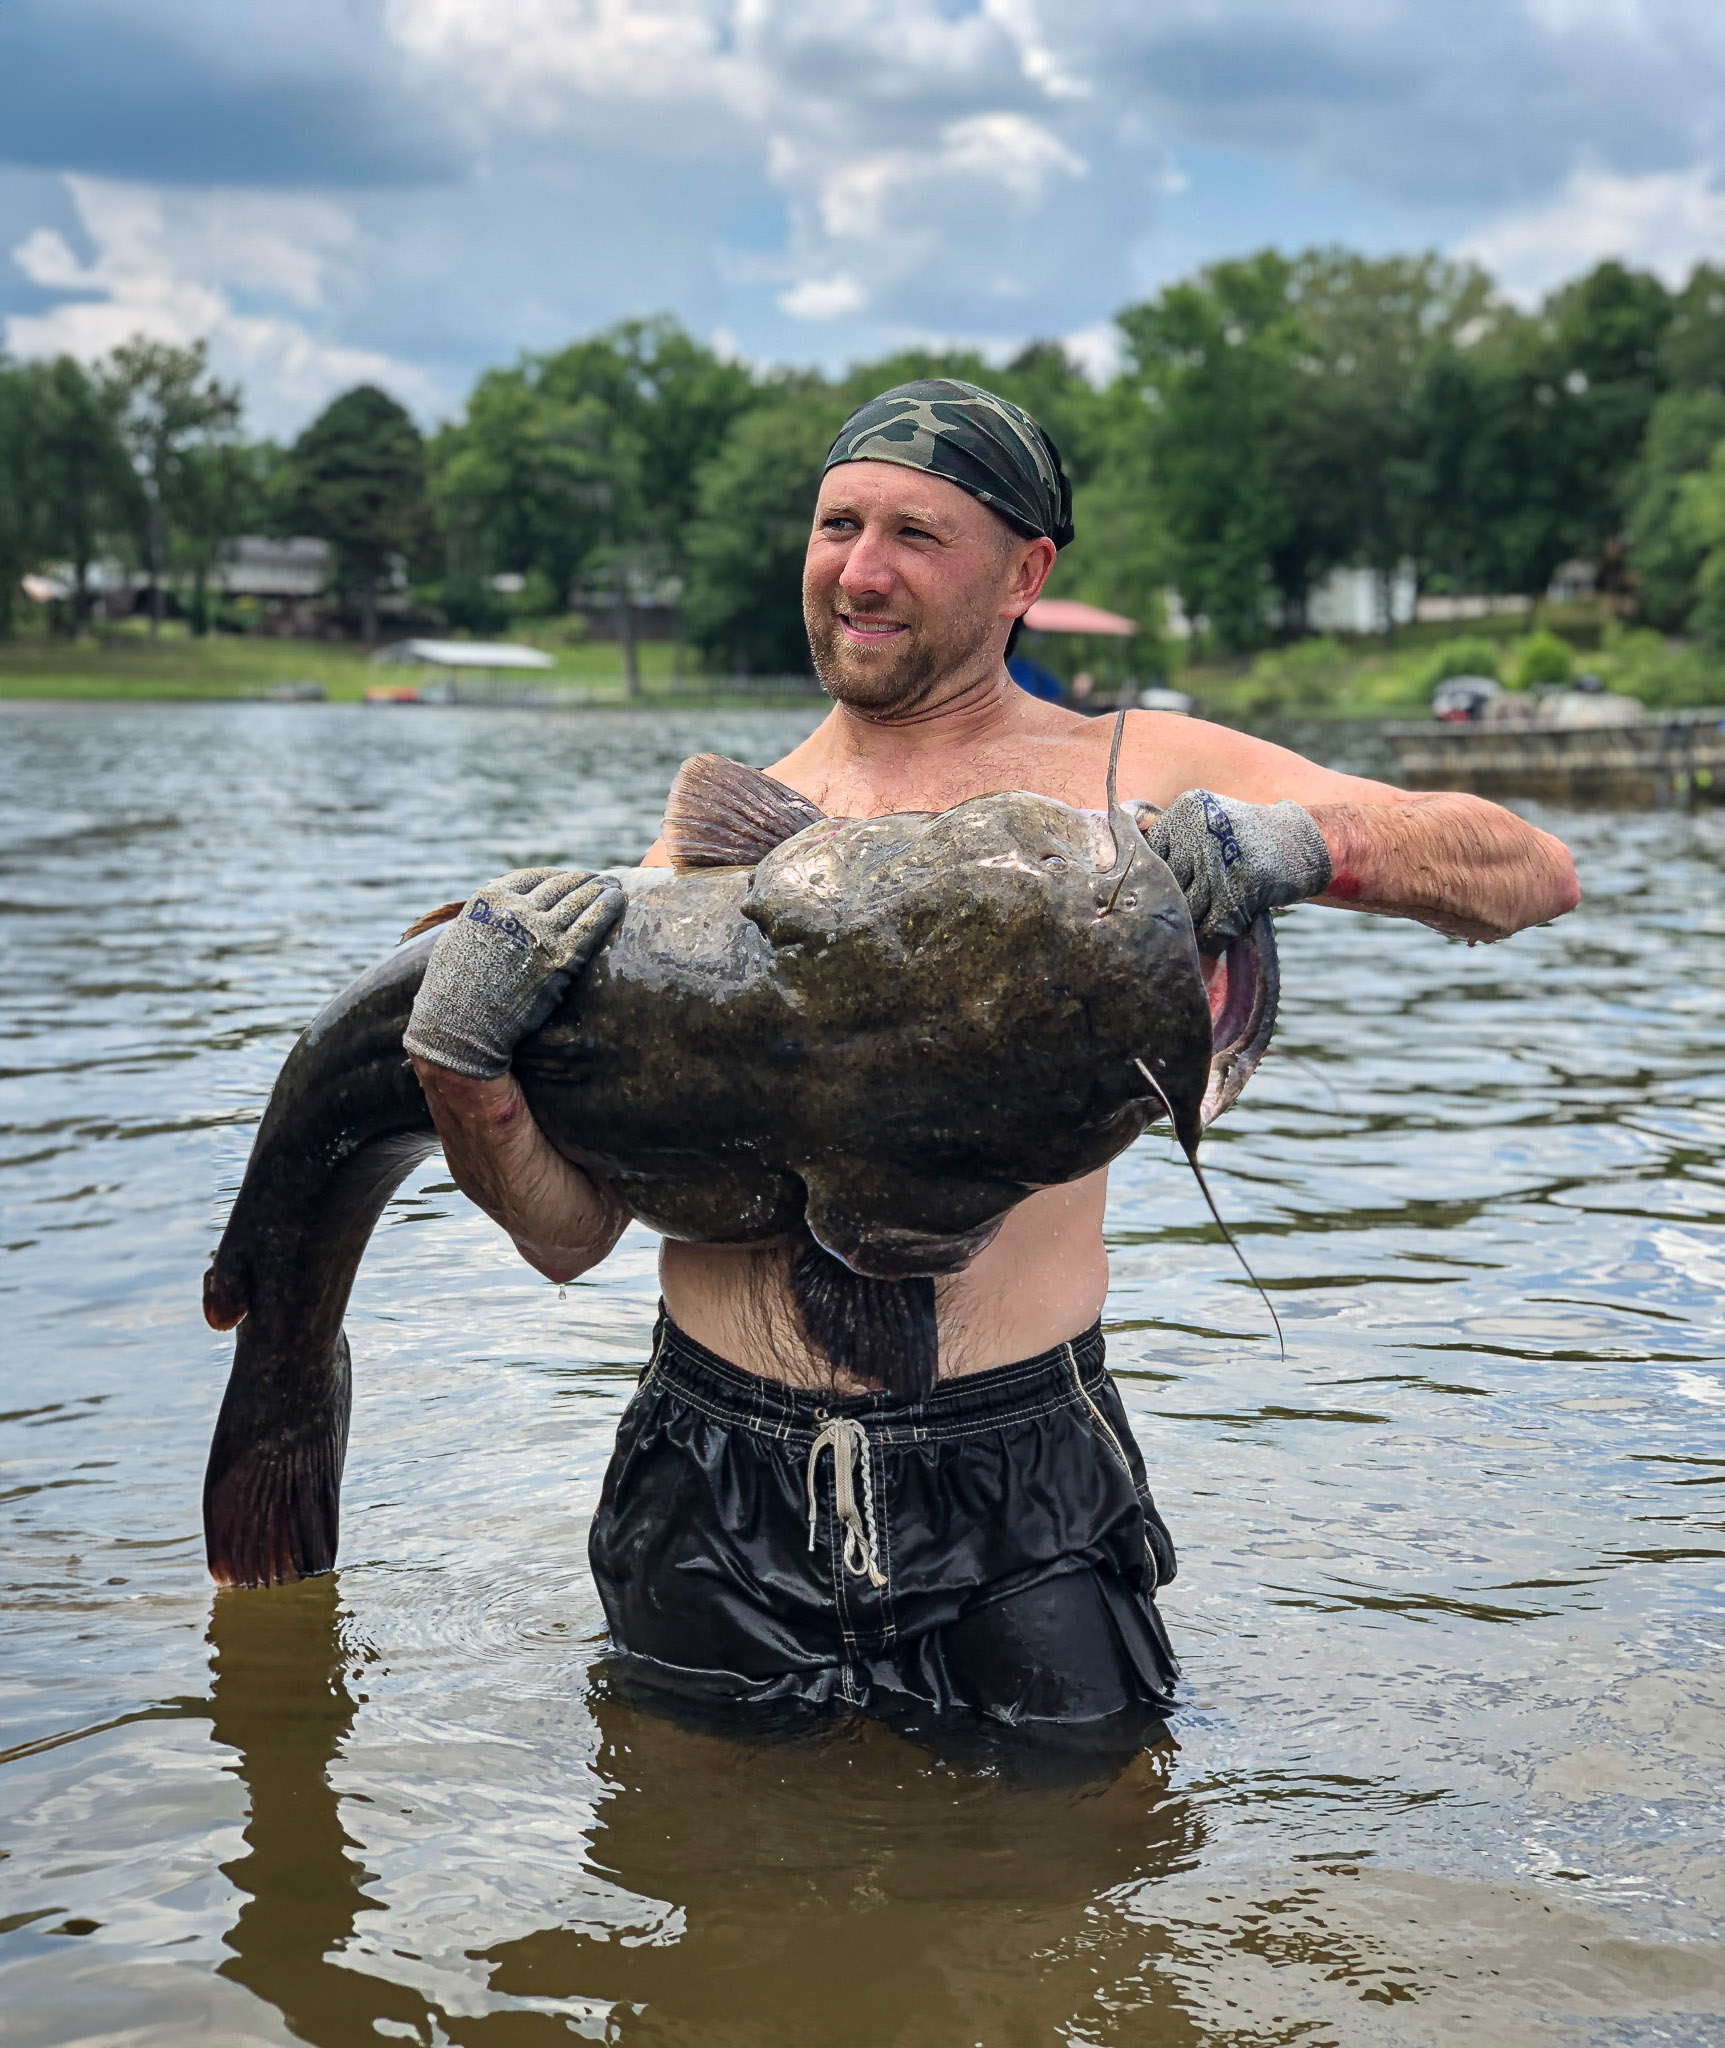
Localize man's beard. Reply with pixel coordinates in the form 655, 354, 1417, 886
803, 585, 1001, 722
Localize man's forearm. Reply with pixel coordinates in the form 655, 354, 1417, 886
1308, 794, 1579, 942
411, 1060, 629, 1283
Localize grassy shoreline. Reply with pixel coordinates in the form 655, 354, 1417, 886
5, 608, 1723, 719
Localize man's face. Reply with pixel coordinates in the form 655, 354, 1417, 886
802, 463, 1051, 719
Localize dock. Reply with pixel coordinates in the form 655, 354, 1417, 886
1386, 709, 1725, 806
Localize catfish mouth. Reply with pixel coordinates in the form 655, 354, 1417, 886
1208, 939, 1257, 1048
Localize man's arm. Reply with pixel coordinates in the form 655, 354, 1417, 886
1306, 793, 1578, 941
412, 1064, 628, 1284
1126, 714, 1579, 944
403, 865, 631, 1282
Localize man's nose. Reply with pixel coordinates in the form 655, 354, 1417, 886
838, 524, 896, 600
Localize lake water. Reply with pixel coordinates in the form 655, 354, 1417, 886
2, 703, 1722, 2048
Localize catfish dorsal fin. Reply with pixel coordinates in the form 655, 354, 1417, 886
662, 753, 825, 871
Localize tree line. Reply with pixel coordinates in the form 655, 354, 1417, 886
4, 250, 1725, 670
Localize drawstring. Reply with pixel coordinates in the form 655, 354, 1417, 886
1068, 1341, 1133, 1477
806, 1418, 888, 1588
1069, 1340, 1164, 1591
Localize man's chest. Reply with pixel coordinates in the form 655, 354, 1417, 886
778, 740, 1149, 821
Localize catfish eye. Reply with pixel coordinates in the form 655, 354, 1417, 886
1042, 852, 1067, 871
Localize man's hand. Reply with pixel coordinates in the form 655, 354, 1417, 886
1146, 790, 1332, 953
403, 867, 624, 1080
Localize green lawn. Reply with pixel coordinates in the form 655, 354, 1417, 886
1175, 607, 1725, 721
0, 622, 726, 704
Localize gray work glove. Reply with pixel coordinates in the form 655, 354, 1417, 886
403, 867, 624, 1079
1144, 790, 1332, 953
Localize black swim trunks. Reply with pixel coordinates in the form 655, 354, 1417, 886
589, 1312, 1180, 1727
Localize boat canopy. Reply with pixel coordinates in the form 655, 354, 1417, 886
373, 639, 554, 671
1022, 599, 1138, 637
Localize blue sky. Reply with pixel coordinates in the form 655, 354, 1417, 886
2, 0, 1722, 436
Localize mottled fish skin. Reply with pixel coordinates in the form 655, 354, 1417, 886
202, 777, 1260, 1586
202, 941, 439, 1587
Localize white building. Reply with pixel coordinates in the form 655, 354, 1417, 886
1306, 561, 1417, 635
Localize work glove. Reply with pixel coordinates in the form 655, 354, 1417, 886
403, 867, 624, 1080
1144, 790, 1332, 953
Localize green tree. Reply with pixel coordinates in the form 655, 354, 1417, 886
433, 317, 756, 691
683, 378, 848, 675
1659, 264, 1725, 396
0, 359, 52, 637
1285, 250, 1497, 619
1039, 377, 1171, 684
432, 369, 610, 618
173, 438, 277, 634
102, 338, 241, 636
1115, 251, 1304, 650
36, 357, 136, 635
1675, 440, 1725, 648
286, 384, 435, 643
1624, 390, 1725, 627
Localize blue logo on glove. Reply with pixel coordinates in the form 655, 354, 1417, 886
468, 899, 534, 952
1198, 790, 1243, 869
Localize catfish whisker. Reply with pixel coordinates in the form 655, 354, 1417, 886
1133, 1056, 1286, 1359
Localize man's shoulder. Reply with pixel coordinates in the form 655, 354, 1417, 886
1066, 707, 1236, 809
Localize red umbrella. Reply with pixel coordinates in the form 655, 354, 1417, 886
1022, 598, 1138, 636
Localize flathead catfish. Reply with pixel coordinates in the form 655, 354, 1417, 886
201, 733, 1279, 1587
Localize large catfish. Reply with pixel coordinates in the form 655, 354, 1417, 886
202, 727, 1279, 1587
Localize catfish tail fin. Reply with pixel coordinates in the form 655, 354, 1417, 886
789, 1243, 938, 1401
203, 937, 440, 1586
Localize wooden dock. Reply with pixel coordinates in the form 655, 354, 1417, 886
1386, 710, 1725, 806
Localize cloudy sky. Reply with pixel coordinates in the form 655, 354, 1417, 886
2, 0, 1723, 437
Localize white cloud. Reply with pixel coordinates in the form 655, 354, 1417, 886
1521, 0, 1652, 36
779, 274, 865, 321
382, 0, 1098, 330
1061, 317, 1121, 384
1456, 164, 1725, 302
6, 175, 437, 435
773, 113, 1088, 323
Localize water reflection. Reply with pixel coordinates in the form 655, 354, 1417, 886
209, 1582, 424, 2046
491, 1705, 1204, 2047
210, 1583, 1212, 2046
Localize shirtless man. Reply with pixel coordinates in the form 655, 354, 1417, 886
403, 381, 1579, 1729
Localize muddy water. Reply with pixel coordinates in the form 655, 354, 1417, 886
2, 702, 1722, 2047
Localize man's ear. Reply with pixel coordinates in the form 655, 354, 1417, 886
1008, 535, 1057, 615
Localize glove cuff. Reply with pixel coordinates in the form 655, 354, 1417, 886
1269, 800, 1333, 902
401, 1022, 510, 1082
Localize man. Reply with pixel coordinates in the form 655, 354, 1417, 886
404, 381, 1579, 1729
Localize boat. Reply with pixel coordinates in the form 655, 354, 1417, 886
1387, 704, 1725, 806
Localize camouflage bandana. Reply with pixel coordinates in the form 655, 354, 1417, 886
823, 378, 1075, 549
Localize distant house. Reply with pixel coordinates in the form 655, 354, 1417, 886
209, 536, 330, 600
1546, 558, 1598, 604
1306, 562, 1417, 636
22, 536, 332, 626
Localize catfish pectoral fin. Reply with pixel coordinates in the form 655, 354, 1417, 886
663, 753, 826, 870
203, 1258, 247, 1331
204, 1329, 351, 1588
